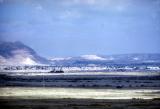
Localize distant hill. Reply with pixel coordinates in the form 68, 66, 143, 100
50, 54, 160, 66
1, 41, 160, 66
0, 41, 49, 65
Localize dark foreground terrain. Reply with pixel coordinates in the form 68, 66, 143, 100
0, 98, 160, 109
1, 72, 160, 88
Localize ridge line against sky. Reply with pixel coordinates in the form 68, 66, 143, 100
0, 0, 160, 57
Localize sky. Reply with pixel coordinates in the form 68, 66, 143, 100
0, 0, 160, 57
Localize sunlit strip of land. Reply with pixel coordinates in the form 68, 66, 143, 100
0, 87, 160, 99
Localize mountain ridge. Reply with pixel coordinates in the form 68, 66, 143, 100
49, 54, 160, 66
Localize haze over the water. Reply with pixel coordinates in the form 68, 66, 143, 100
0, 0, 160, 57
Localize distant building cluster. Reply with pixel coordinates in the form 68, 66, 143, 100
0, 65, 160, 72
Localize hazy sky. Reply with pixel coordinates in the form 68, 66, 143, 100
0, 0, 160, 57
